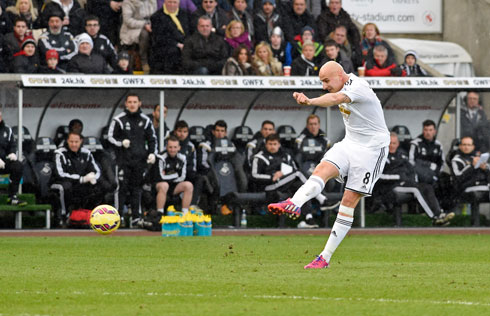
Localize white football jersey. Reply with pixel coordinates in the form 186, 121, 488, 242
338, 74, 390, 148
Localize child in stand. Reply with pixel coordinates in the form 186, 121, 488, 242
399, 50, 428, 77
38, 49, 66, 74
113, 51, 132, 74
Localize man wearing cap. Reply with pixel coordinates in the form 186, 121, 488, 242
84, 15, 118, 71
67, 32, 110, 74
113, 51, 131, 74
38, 11, 77, 69
253, 0, 286, 44
40, 0, 86, 36
283, 0, 315, 44
399, 50, 428, 77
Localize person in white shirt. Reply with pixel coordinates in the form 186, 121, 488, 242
268, 61, 390, 269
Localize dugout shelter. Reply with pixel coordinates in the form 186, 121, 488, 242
2, 74, 490, 227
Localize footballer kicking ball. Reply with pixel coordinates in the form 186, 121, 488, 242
90, 204, 121, 235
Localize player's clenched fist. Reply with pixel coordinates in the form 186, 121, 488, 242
293, 92, 310, 105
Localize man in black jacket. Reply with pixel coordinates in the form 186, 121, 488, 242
40, 0, 86, 36
52, 132, 102, 222
182, 15, 228, 75
191, 0, 229, 37
150, 0, 191, 74
67, 32, 110, 74
460, 91, 490, 152
245, 120, 275, 168
316, 0, 360, 51
155, 136, 193, 215
374, 132, 454, 225
108, 94, 158, 225
409, 120, 444, 185
251, 133, 327, 227
283, 0, 315, 43
294, 114, 331, 159
38, 11, 77, 69
84, 15, 118, 71
253, 0, 286, 44
0, 112, 25, 206
86, 0, 122, 45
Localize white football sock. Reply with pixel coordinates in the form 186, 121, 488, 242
157, 208, 164, 214
291, 175, 325, 207
182, 208, 189, 215
320, 205, 354, 263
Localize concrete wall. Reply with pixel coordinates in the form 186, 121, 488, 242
443, 0, 490, 77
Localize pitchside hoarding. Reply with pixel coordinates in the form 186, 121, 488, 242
343, 0, 442, 33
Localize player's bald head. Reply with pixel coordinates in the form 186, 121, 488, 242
319, 61, 347, 93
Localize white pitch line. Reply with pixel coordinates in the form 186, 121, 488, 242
8, 290, 490, 308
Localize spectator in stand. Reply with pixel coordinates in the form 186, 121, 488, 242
461, 91, 490, 152
252, 40, 282, 75
191, 0, 229, 37
360, 22, 393, 65
320, 39, 353, 74
182, 15, 228, 75
291, 40, 318, 76
157, 0, 196, 12
0, 111, 26, 206
0, 33, 10, 72
399, 50, 428, 77
154, 136, 194, 215
150, 0, 191, 74
0, 6, 13, 35
86, 0, 122, 46
409, 120, 444, 186
283, 0, 315, 44
40, 0, 86, 36
365, 45, 405, 77
12, 35, 39, 73
120, 0, 156, 74
450, 136, 490, 211
53, 131, 103, 226
38, 11, 77, 69
291, 25, 322, 62
253, 0, 285, 45
246, 119, 275, 168
294, 114, 331, 156
227, 0, 254, 41
5, 0, 38, 31
373, 132, 454, 225
269, 26, 290, 66
112, 50, 131, 74
84, 15, 118, 71
222, 44, 253, 75
316, 0, 360, 55
38, 48, 66, 73
5, 16, 27, 54
224, 20, 252, 53
108, 93, 158, 226
328, 24, 361, 68
67, 32, 109, 73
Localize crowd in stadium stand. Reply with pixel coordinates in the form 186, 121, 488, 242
0, 0, 430, 76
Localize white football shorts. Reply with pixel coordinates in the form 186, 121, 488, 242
321, 139, 388, 196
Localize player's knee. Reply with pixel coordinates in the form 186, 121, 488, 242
156, 182, 169, 193
313, 161, 339, 181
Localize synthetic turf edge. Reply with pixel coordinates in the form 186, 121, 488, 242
0, 235, 489, 316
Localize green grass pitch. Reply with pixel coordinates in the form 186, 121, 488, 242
1, 234, 489, 315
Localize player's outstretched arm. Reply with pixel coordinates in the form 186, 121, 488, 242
293, 92, 351, 108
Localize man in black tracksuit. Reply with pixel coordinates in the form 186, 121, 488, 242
108, 94, 158, 224
409, 120, 444, 185
245, 120, 275, 168
53, 132, 102, 221
154, 136, 193, 215
450, 136, 490, 225
374, 133, 454, 225
0, 112, 25, 206
294, 114, 331, 159
251, 134, 328, 227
